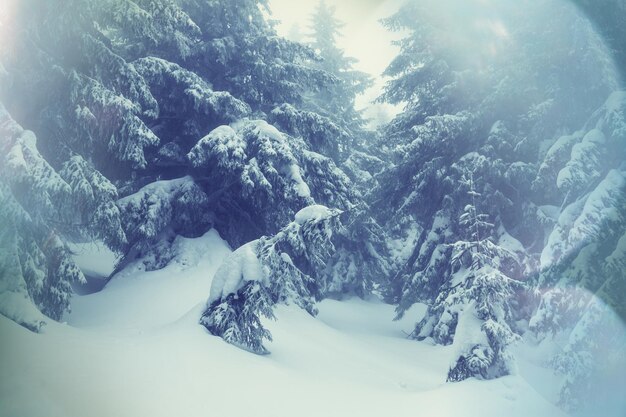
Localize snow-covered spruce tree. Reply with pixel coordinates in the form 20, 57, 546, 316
305, 0, 372, 138
1, 0, 168, 323
528, 91, 626, 410
0, 103, 85, 329
201, 205, 341, 354
378, 0, 617, 156
407, 171, 522, 381
0, 0, 166, 176
323, 201, 393, 298
448, 203, 521, 379
2, 0, 358, 241
263, 112, 389, 297
101, 0, 202, 61
124, 0, 361, 252
269, 103, 352, 162
530, 92, 626, 335
572, 0, 626, 75
0, 0, 378, 332
186, 119, 354, 247
178, 0, 335, 114
0, 1, 190, 328
551, 279, 626, 414
374, 0, 617, 317
132, 56, 251, 167
377, 122, 534, 310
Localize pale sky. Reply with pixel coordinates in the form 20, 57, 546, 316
268, 0, 406, 127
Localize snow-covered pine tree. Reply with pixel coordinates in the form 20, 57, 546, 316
447, 174, 522, 380
186, 119, 354, 247
1, 0, 363, 276
529, 91, 626, 410
305, 0, 372, 137
373, 0, 618, 337
201, 205, 341, 354
406, 171, 522, 381
0, 103, 85, 329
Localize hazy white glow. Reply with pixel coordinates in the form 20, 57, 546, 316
0, 0, 18, 50
270, 0, 400, 76
269, 0, 405, 127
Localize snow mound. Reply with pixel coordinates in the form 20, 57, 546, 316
67, 230, 231, 330
0, 291, 46, 332
0, 224, 579, 417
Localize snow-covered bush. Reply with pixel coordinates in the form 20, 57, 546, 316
201, 205, 341, 354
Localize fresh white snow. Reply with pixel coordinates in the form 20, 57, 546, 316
68, 240, 118, 278
294, 204, 334, 225
285, 163, 312, 198
207, 240, 263, 305
0, 229, 570, 417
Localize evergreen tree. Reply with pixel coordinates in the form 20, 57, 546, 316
59, 154, 127, 250
406, 172, 522, 381
374, 0, 618, 351
529, 91, 626, 409
0, 103, 85, 329
306, 0, 372, 142
187, 119, 354, 246
0, 0, 370, 331
201, 205, 341, 354
571, 0, 626, 78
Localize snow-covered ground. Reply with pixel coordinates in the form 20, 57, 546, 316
0, 230, 567, 417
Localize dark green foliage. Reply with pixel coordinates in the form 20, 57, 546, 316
201, 206, 341, 353
201, 281, 275, 355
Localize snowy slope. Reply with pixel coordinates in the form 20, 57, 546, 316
0, 230, 566, 417
68, 230, 231, 331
